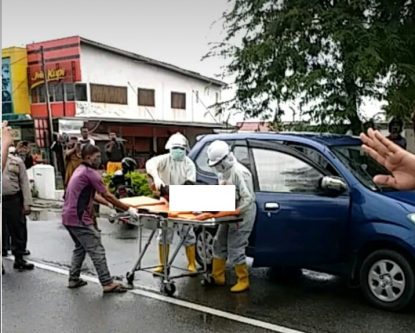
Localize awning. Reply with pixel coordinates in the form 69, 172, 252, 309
59, 116, 232, 129
55, 132, 126, 142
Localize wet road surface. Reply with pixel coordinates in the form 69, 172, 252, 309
2, 212, 415, 333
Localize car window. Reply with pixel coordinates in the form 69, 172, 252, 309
290, 144, 339, 176
195, 143, 211, 173
331, 145, 392, 191
232, 145, 251, 170
253, 148, 323, 193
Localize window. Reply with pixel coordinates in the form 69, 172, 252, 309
215, 92, 220, 104
232, 145, 251, 170
48, 83, 64, 102
90, 83, 127, 104
171, 92, 186, 109
65, 83, 75, 101
30, 83, 87, 103
196, 143, 213, 173
290, 144, 339, 176
332, 145, 390, 191
31, 85, 46, 103
138, 88, 155, 107
253, 148, 322, 193
75, 84, 87, 101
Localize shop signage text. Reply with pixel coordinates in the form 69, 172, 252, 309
30, 68, 66, 88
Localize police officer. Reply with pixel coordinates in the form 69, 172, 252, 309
2, 146, 34, 271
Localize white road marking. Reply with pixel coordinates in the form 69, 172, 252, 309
8, 259, 307, 333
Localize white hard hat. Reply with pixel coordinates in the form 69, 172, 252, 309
165, 132, 189, 150
207, 140, 230, 167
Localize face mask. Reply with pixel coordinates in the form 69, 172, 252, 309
170, 148, 186, 161
212, 154, 234, 173
213, 163, 226, 173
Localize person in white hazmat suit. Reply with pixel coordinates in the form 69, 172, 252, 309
207, 140, 256, 292
145, 132, 197, 273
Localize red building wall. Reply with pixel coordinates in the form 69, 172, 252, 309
27, 36, 82, 118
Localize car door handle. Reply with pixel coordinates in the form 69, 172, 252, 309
264, 202, 280, 211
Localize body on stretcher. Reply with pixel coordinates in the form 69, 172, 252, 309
110, 196, 240, 225
111, 196, 242, 296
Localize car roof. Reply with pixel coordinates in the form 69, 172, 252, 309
197, 132, 362, 147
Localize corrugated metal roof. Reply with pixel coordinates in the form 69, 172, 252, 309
80, 37, 226, 87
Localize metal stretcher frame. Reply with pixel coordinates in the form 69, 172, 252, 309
115, 211, 242, 296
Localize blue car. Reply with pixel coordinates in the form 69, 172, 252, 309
188, 132, 415, 311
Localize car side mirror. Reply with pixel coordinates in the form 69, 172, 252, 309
320, 176, 347, 194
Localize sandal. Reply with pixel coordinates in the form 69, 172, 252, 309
103, 282, 128, 294
68, 278, 88, 289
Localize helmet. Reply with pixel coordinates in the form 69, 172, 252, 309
165, 132, 189, 150
121, 157, 137, 173
207, 140, 230, 167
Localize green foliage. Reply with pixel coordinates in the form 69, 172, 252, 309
102, 173, 114, 191
125, 172, 153, 197
103, 171, 153, 197
209, 0, 415, 131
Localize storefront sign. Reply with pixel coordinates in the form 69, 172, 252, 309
30, 68, 66, 89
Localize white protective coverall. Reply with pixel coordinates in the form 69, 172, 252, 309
213, 158, 256, 265
145, 153, 197, 246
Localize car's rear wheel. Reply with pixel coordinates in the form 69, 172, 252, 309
360, 249, 415, 311
195, 227, 217, 269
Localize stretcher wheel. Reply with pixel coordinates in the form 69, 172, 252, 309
161, 282, 176, 296
126, 272, 135, 284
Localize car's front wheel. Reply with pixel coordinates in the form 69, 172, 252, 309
360, 249, 415, 311
195, 227, 217, 269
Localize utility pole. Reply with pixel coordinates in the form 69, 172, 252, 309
40, 46, 57, 168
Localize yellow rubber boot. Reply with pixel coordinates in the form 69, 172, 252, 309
185, 245, 197, 273
230, 264, 249, 293
153, 244, 170, 273
211, 257, 226, 285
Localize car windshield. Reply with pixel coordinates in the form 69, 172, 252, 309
331, 145, 394, 192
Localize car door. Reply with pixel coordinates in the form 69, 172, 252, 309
247, 140, 351, 268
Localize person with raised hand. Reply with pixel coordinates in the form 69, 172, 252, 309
360, 128, 415, 190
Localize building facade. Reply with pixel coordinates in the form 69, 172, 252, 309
17, 36, 226, 162
2, 47, 31, 117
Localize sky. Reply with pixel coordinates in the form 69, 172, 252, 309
2, 0, 228, 79
2, 0, 383, 125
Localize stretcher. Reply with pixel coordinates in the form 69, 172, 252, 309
113, 196, 242, 296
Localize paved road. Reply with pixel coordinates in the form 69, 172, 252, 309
2, 264, 270, 333
2, 212, 415, 333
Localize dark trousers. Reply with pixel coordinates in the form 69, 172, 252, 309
2, 219, 10, 252
65, 225, 113, 286
2, 195, 26, 260
2, 207, 28, 253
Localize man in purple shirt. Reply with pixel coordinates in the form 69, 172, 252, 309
63, 144, 139, 293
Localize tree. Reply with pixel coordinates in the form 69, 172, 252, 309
209, 0, 415, 133
377, 1, 415, 123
